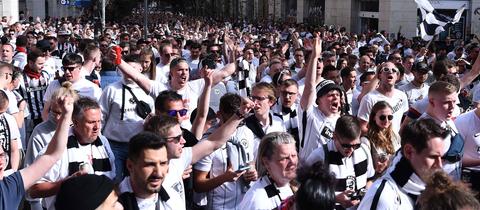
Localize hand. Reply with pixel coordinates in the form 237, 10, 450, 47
182, 165, 193, 179
201, 68, 214, 87
243, 167, 258, 182
223, 163, 246, 182
68, 170, 87, 179
239, 97, 255, 116
312, 34, 323, 58
281, 42, 289, 54
18, 100, 27, 112
375, 159, 389, 174
336, 190, 360, 208
58, 95, 74, 115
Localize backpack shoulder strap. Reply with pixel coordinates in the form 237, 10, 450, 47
370, 179, 388, 210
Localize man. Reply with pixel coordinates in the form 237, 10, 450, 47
156, 41, 175, 84
12, 35, 28, 69
357, 61, 409, 134
0, 93, 72, 210
236, 46, 257, 97
260, 59, 284, 83
42, 53, 102, 121
399, 62, 430, 107
272, 79, 300, 144
340, 67, 356, 115
0, 43, 14, 64
289, 48, 305, 75
141, 98, 253, 210
322, 51, 337, 68
299, 36, 341, 160
306, 115, 375, 210
29, 98, 116, 210
401, 55, 415, 83
355, 55, 372, 85
36, 39, 61, 80
187, 43, 202, 80
193, 93, 257, 210
322, 65, 341, 84
81, 45, 102, 86
118, 132, 169, 210
18, 49, 50, 131
418, 81, 463, 180
0, 62, 25, 135
358, 119, 448, 210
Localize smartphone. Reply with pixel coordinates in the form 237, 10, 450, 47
236, 165, 251, 173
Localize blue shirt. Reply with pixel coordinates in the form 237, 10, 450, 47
0, 171, 25, 210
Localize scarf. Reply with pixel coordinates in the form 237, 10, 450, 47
23, 65, 42, 80
388, 154, 426, 209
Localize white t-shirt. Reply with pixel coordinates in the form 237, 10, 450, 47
100, 81, 154, 142
44, 78, 102, 103
149, 79, 205, 130
398, 82, 429, 107
162, 147, 193, 210
408, 97, 461, 119
0, 112, 21, 174
194, 126, 255, 210
357, 89, 409, 133
119, 177, 170, 210
358, 175, 417, 210
455, 110, 480, 171
298, 105, 339, 161
245, 113, 286, 158
155, 62, 170, 85
239, 175, 293, 210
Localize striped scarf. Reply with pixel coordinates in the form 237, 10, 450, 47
66, 135, 113, 176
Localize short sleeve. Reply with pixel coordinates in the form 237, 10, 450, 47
357, 94, 372, 122
149, 81, 167, 99
0, 171, 25, 209
305, 147, 325, 166
194, 152, 213, 172
43, 80, 59, 103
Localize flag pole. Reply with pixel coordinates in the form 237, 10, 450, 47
426, 34, 437, 49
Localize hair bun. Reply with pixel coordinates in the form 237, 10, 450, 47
61, 81, 73, 89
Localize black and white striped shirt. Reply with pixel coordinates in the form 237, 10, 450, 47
19, 70, 51, 120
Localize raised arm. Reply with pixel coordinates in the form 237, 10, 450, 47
459, 54, 480, 90
111, 49, 153, 94
212, 63, 235, 85
191, 68, 213, 139
300, 35, 323, 110
191, 98, 254, 164
20, 95, 73, 189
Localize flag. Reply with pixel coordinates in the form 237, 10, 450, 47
415, 0, 466, 41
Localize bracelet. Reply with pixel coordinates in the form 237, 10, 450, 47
235, 110, 245, 119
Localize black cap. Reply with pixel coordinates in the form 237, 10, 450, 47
55, 174, 114, 210
413, 62, 429, 74
316, 79, 342, 98
36, 39, 51, 52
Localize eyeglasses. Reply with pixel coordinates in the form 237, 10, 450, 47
381, 67, 398, 73
62, 66, 78, 72
341, 143, 361, 150
250, 95, 269, 102
379, 114, 393, 121
0, 72, 12, 79
167, 109, 188, 117
164, 134, 182, 144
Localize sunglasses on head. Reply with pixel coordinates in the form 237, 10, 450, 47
341, 143, 361, 150
381, 67, 399, 73
379, 114, 393, 121
167, 109, 188, 117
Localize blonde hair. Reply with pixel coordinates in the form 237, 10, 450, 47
51, 81, 79, 102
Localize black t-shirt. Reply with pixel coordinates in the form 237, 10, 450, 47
181, 128, 198, 148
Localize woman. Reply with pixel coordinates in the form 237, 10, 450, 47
362, 101, 400, 177
139, 48, 156, 80
239, 132, 297, 210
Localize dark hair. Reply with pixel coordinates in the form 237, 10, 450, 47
437, 74, 461, 92
191, 42, 202, 50
401, 118, 449, 153
321, 65, 338, 78
340, 66, 355, 78
295, 161, 336, 210
128, 131, 167, 161
123, 54, 141, 63
335, 115, 361, 140
15, 35, 28, 47
360, 71, 376, 84
219, 93, 242, 120
27, 48, 44, 62
73, 97, 100, 121
154, 90, 183, 114
62, 53, 83, 66
432, 59, 455, 81
144, 114, 179, 138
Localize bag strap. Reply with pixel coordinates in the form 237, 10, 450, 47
123, 84, 140, 103
300, 111, 307, 148
370, 179, 387, 210
121, 85, 126, 121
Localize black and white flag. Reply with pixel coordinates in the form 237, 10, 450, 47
415, 0, 466, 41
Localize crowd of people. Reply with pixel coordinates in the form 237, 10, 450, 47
0, 9, 479, 210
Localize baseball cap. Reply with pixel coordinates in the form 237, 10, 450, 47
36, 39, 51, 52
413, 62, 430, 74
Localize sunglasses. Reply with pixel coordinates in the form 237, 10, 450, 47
341, 143, 361, 150
164, 134, 182, 144
381, 67, 399, 73
62, 66, 78, 72
167, 109, 188, 117
379, 115, 393, 121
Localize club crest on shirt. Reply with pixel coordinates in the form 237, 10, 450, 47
320, 126, 333, 139
240, 138, 248, 149
171, 181, 184, 199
